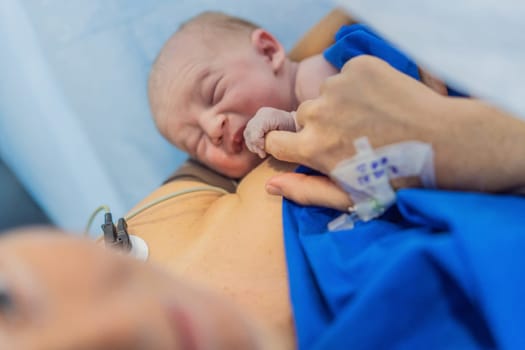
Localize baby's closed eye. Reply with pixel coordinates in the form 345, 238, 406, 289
211, 78, 225, 105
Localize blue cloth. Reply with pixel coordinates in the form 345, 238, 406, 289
323, 24, 467, 97
284, 168, 525, 349
324, 24, 420, 80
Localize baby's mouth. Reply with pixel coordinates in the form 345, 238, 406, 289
232, 126, 246, 153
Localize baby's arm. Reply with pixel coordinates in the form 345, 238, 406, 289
244, 107, 297, 158
245, 56, 337, 158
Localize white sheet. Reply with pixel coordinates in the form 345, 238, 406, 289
0, 0, 334, 232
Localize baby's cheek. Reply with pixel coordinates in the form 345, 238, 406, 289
260, 76, 297, 111
243, 97, 266, 117
237, 85, 277, 114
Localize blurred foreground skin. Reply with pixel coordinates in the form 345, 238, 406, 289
0, 228, 282, 350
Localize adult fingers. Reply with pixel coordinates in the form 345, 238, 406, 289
292, 98, 319, 130
264, 130, 307, 165
267, 173, 426, 214
265, 173, 352, 212
265, 99, 322, 169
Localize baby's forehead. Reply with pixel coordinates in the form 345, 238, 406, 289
168, 61, 211, 108
153, 47, 210, 116
163, 35, 219, 78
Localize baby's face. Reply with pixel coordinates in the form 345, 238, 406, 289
154, 33, 296, 178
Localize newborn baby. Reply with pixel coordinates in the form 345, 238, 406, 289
148, 11, 446, 178
148, 11, 336, 178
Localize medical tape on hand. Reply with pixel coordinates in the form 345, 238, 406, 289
328, 137, 435, 231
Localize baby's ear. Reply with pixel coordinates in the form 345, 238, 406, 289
251, 29, 286, 73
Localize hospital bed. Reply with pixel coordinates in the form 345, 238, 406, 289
2, 0, 523, 232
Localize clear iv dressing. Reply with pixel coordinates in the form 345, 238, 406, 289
328, 137, 435, 231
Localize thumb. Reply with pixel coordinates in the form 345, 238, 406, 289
265, 129, 306, 165
266, 173, 352, 211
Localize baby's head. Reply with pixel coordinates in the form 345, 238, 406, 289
148, 11, 299, 178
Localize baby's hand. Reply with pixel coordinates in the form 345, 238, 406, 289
244, 107, 297, 158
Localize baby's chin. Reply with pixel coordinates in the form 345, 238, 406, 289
210, 153, 265, 179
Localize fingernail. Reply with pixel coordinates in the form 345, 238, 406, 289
266, 184, 282, 196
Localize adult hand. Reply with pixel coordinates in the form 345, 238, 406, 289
265, 55, 525, 208
266, 55, 445, 175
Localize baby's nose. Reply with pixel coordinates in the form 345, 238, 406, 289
207, 116, 226, 146
210, 135, 222, 146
